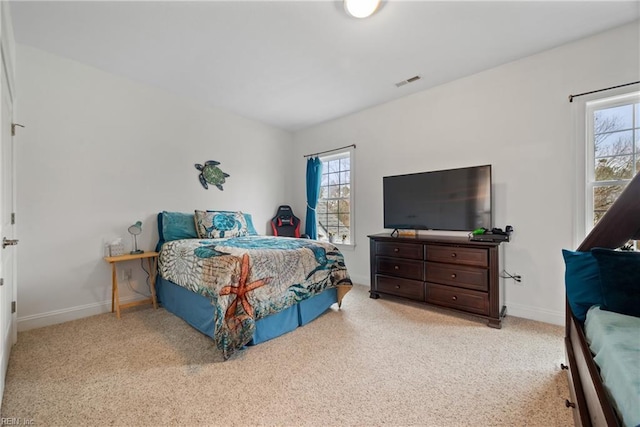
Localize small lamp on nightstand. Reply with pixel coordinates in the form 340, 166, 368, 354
128, 221, 144, 254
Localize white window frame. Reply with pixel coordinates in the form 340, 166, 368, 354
585, 91, 640, 238
316, 147, 355, 248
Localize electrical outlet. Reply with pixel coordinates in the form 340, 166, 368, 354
123, 268, 132, 280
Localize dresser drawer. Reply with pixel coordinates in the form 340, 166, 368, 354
426, 245, 488, 267
426, 283, 489, 315
376, 242, 423, 260
376, 257, 423, 280
376, 275, 425, 301
425, 263, 488, 291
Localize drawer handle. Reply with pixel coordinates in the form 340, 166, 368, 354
452, 296, 457, 301
395, 285, 400, 289
394, 265, 399, 270
394, 248, 399, 252
451, 253, 457, 258
450, 273, 457, 279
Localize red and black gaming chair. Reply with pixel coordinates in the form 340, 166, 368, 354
271, 205, 302, 238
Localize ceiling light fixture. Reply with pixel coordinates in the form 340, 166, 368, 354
344, 0, 381, 19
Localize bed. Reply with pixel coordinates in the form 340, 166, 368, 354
155, 210, 353, 359
563, 172, 640, 427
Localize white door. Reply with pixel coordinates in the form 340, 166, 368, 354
0, 1, 17, 403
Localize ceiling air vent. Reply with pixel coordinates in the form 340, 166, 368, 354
395, 75, 421, 88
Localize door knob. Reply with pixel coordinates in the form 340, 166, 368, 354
2, 237, 19, 249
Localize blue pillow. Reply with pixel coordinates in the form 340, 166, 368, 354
591, 248, 640, 318
160, 211, 198, 242
562, 249, 603, 322
157, 211, 259, 251
243, 213, 259, 236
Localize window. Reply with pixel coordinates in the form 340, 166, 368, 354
586, 92, 639, 237
316, 149, 354, 245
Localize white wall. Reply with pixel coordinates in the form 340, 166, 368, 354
290, 21, 640, 325
16, 45, 293, 330
15, 21, 640, 330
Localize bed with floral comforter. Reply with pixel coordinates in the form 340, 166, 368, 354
159, 235, 352, 359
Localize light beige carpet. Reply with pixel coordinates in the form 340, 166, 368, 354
1, 284, 573, 426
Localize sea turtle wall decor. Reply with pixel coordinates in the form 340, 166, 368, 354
195, 160, 230, 191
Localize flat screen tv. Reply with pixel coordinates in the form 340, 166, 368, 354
383, 165, 492, 231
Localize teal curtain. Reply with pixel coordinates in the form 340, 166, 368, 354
305, 157, 323, 239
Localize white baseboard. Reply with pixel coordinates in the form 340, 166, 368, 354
17, 284, 564, 332
504, 301, 565, 326
17, 295, 152, 332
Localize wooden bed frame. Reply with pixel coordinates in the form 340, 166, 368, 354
564, 172, 640, 427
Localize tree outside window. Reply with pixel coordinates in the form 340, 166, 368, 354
316, 151, 353, 244
587, 92, 639, 246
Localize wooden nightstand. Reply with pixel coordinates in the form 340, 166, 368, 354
103, 251, 159, 319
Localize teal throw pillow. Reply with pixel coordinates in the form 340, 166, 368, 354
160, 211, 198, 242
205, 210, 258, 235
243, 213, 259, 236
194, 210, 249, 239
591, 248, 640, 318
562, 249, 603, 322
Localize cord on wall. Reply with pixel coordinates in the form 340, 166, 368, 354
501, 269, 522, 283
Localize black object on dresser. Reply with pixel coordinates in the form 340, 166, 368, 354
369, 233, 506, 328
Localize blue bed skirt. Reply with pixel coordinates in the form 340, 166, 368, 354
156, 276, 338, 346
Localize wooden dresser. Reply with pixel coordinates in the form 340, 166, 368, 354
369, 233, 505, 328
